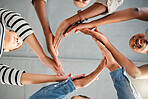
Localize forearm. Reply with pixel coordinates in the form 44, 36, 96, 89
21, 73, 68, 85
91, 8, 141, 27
25, 34, 46, 59
105, 41, 141, 79
108, 64, 120, 72
33, 0, 52, 34
67, 3, 106, 25
73, 64, 105, 89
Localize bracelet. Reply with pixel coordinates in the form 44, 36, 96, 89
77, 10, 87, 23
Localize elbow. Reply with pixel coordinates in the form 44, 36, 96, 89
131, 71, 142, 79
130, 8, 142, 18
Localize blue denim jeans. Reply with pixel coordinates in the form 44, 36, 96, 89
111, 67, 142, 99
29, 77, 76, 99
30, 68, 141, 99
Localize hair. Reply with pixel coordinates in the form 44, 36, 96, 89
71, 95, 90, 99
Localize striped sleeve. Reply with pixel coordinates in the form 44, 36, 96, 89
0, 64, 25, 86
0, 8, 34, 41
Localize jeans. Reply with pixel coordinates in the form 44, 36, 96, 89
111, 67, 142, 99
29, 77, 76, 99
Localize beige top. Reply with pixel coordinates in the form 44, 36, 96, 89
30, 0, 47, 4
95, 0, 124, 14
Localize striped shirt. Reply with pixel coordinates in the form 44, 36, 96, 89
0, 8, 33, 86
0, 64, 25, 86
0, 8, 34, 41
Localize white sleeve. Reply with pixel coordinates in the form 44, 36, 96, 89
0, 8, 34, 41
0, 64, 25, 86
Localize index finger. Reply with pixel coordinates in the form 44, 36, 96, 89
80, 28, 103, 39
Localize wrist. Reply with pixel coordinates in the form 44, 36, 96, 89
67, 14, 81, 25
44, 30, 52, 36
90, 21, 96, 27
108, 64, 120, 72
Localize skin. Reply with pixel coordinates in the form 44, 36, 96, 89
129, 33, 148, 54
79, 28, 148, 79
33, 0, 62, 69
24, 33, 65, 76
73, 58, 105, 89
72, 96, 88, 99
54, 2, 107, 52
4, 29, 64, 75
73, 0, 91, 8
72, 37, 121, 99
21, 73, 85, 85
3, 29, 23, 52
67, 7, 148, 34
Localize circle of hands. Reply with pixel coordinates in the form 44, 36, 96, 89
49, 21, 117, 80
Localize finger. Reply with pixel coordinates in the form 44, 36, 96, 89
65, 24, 79, 36
56, 49, 59, 56
94, 27, 99, 32
54, 34, 64, 51
54, 65, 65, 76
50, 46, 61, 66
80, 28, 95, 37
51, 66, 60, 76
104, 58, 107, 66
72, 74, 86, 79
58, 66, 65, 76
66, 23, 81, 34
75, 29, 81, 33
54, 33, 60, 47
69, 73, 72, 77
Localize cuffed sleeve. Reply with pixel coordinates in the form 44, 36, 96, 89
95, 0, 124, 14
0, 64, 25, 86
110, 67, 142, 99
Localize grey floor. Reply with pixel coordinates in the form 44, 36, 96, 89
0, 0, 148, 99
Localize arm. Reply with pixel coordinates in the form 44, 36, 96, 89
0, 64, 85, 85
21, 73, 69, 85
80, 28, 148, 79
73, 59, 105, 89
0, 8, 64, 75
67, 7, 148, 33
54, 3, 106, 51
91, 7, 148, 27
33, 0, 61, 67
25, 34, 65, 76
21, 73, 84, 85
94, 40, 141, 99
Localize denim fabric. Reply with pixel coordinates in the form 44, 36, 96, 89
29, 77, 76, 99
110, 67, 142, 99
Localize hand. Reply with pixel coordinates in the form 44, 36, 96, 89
65, 22, 95, 35
40, 55, 65, 76
70, 73, 86, 80
45, 31, 61, 66
80, 28, 109, 44
54, 19, 71, 51
92, 37, 119, 71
